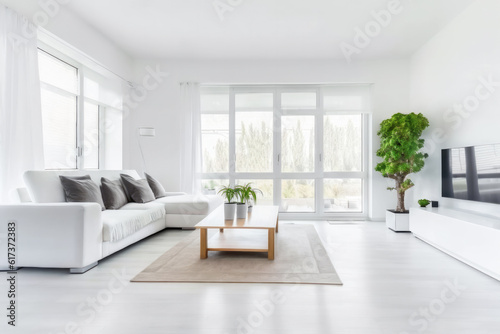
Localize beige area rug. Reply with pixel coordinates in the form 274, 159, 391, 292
132, 224, 342, 285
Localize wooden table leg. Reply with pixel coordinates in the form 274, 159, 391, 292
219, 228, 224, 233
268, 228, 275, 260
200, 228, 208, 259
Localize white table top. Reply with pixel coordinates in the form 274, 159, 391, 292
195, 205, 279, 229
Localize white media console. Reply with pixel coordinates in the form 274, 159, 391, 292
409, 207, 500, 281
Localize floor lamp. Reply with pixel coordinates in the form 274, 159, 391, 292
137, 127, 155, 173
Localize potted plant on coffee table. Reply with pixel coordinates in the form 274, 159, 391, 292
235, 183, 263, 213
218, 185, 236, 220
233, 186, 248, 219
375, 112, 430, 232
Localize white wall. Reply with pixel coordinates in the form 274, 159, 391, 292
126, 59, 411, 220
410, 0, 500, 218
0, 0, 133, 80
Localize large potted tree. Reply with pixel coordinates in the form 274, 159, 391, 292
375, 112, 429, 231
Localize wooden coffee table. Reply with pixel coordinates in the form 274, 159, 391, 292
195, 205, 279, 260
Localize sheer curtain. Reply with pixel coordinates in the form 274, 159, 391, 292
0, 6, 44, 202
179, 82, 202, 195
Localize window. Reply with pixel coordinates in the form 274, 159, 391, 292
281, 115, 315, 173
235, 93, 273, 173
200, 89, 229, 175
38, 48, 123, 170
39, 50, 79, 169
282, 179, 315, 212
323, 114, 362, 172
200, 85, 371, 217
324, 178, 362, 212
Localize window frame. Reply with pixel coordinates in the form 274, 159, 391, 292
38, 45, 104, 170
200, 84, 371, 219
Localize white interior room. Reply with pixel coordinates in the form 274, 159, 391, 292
0, 0, 499, 333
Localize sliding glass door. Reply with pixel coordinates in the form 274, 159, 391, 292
200, 85, 371, 218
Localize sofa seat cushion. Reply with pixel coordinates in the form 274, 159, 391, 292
155, 194, 223, 215
101, 207, 165, 242
121, 204, 166, 223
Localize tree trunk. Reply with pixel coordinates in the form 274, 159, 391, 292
395, 179, 406, 212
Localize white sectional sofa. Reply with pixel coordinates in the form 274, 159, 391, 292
0, 170, 222, 273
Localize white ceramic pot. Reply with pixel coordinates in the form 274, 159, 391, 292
386, 210, 410, 232
247, 199, 254, 213
224, 203, 236, 220
236, 203, 248, 219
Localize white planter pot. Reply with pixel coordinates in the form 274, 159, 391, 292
247, 199, 254, 213
236, 203, 248, 219
224, 203, 236, 220
386, 210, 410, 232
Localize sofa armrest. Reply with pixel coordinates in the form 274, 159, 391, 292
164, 192, 188, 197
0, 203, 102, 270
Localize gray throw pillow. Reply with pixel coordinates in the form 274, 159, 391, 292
145, 173, 167, 198
101, 177, 128, 210
120, 174, 155, 203
59, 175, 105, 210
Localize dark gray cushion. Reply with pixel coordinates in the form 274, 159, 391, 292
59, 175, 105, 210
120, 174, 155, 203
145, 173, 167, 198
101, 177, 128, 210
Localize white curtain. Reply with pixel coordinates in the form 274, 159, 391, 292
0, 6, 44, 202
179, 82, 202, 195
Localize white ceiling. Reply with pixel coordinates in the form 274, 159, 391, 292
2, 0, 476, 60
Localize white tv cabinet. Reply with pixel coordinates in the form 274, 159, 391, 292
409, 207, 500, 281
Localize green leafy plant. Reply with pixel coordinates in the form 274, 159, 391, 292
218, 185, 236, 203
235, 183, 263, 205
375, 113, 430, 213
418, 199, 431, 207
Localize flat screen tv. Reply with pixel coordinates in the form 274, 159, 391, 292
442, 143, 500, 205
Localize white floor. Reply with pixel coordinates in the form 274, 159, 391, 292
2, 221, 500, 334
